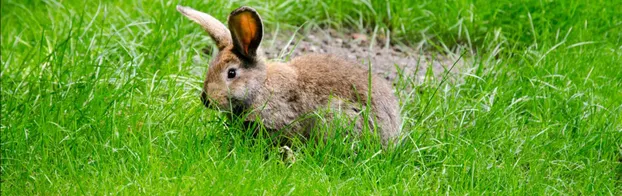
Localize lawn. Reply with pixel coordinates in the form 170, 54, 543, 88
2, 0, 621, 194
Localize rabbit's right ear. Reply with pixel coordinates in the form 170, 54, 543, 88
177, 5, 232, 50
228, 6, 263, 62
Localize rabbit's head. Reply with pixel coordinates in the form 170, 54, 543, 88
177, 5, 266, 113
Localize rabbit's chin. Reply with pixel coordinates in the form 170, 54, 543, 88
222, 99, 249, 117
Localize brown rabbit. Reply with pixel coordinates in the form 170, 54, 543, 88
177, 5, 401, 144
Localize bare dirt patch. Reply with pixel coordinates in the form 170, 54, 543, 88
261, 28, 465, 81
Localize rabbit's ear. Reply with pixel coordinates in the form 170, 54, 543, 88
177, 5, 232, 50
228, 6, 263, 62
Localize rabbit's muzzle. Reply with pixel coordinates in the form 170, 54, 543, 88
200, 89, 247, 116
200, 91, 211, 108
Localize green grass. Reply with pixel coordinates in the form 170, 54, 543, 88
2, 0, 621, 194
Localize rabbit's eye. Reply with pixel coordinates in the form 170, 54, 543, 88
227, 68, 237, 79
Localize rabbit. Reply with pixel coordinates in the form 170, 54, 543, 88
177, 5, 402, 145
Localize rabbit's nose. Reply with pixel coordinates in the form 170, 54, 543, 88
200, 91, 210, 108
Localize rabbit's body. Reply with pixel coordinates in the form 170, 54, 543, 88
178, 5, 401, 144
250, 54, 401, 141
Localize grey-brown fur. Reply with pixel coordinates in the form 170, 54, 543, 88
177, 5, 402, 144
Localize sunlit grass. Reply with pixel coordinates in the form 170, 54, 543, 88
1, 0, 621, 194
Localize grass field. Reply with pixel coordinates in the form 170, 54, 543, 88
2, 0, 621, 194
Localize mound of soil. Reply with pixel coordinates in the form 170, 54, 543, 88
261, 28, 464, 81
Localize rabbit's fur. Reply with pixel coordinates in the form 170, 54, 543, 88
177, 5, 402, 144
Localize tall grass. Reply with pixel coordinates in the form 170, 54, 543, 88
1, 0, 621, 194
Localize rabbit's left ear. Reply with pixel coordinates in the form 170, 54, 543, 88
177, 5, 232, 50
228, 6, 263, 61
